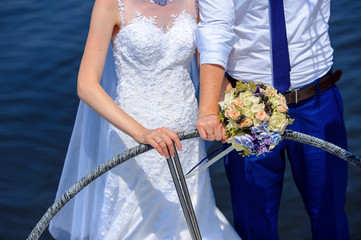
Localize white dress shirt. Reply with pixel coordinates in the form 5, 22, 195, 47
195, 0, 333, 89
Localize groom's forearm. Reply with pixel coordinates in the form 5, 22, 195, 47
198, 63, 225, 116
197, 63, 226, 141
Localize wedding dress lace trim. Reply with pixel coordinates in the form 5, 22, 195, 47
117, 0, 125, 29
116, 0, 198, 31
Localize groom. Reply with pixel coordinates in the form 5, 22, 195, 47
195, 0, 350, 239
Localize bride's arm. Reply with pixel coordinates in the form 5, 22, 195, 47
77, 0, 181, 157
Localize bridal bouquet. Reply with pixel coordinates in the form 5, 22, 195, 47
218, 81, 293, 156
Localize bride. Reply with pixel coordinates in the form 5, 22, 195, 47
49, 0, 241, 239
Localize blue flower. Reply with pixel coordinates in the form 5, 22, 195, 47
270, 133, 281, 144
234, 135, 254, 152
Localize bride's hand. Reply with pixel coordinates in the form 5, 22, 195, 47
136, 127, 182, 158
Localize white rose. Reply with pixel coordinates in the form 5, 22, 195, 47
269, 112, 288, 132
243, 108, 253, 118
249, 96, 259, 104
239, 91, 253, 101
251, 103, 265, 113
226, 119, 239, 131
219, 91, 235, 110
253, 118, 262, 127
269, 96, 281, 107
243, 100, 252, 107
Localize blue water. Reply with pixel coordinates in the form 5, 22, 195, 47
0, 0, 360, 239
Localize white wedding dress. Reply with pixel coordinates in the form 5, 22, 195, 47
49, 0, 240, 239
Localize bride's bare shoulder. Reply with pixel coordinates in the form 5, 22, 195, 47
93, 0, 121, 17
94, 0, 119, 7
91, 0, 122, 27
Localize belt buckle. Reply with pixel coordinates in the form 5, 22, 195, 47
286, 88, 300, 104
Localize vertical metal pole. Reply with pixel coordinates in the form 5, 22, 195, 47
166, 156, 198, 240
172, 143, 202, 239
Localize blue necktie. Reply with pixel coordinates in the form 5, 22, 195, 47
269, 0, 291, 93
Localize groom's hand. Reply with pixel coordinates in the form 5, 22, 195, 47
196, 114, 225, 141
197, 64, 226, 142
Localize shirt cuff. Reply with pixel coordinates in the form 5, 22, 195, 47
195, 27, 239, 69
199, 52, 229, 70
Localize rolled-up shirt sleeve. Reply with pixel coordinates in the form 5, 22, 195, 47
195, 0, 239, 69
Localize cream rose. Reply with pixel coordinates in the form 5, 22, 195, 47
253, 118, 262, 127
249, 96, 259, 104
239, 91, 253, 100
269, 112, 288, 132
226, 120, 239, 131
243, 108, 253, 118
269, 96, 281, 108
251, 103, 265, 113
219, 91, 235, 109
243, 100, 252, 107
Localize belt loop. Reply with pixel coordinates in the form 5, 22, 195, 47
295, 89, 298, 104
315, 80, 320, 94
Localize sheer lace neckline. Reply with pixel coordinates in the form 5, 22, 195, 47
116, 0, 198, 33
120, 10, 194, 34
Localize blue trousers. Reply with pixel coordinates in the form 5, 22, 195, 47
224, 85, 349, 240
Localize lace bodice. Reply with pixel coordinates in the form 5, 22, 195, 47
109, 0, 199, 194
114, 11, 196, 70
111, 0, 198, 133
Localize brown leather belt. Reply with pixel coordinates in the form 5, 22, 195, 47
284, 69, 342, 104
225, 69, 342, 104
